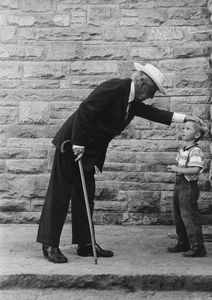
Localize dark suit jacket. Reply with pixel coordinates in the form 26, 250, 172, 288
52, 78, 173, 171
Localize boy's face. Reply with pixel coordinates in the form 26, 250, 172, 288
182, 121, 200, 141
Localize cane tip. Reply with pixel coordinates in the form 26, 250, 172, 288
95, 259, 98, 265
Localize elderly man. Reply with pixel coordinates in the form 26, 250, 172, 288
37, 62, 194, 263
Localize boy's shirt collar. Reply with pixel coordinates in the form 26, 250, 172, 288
183, 143, 198, 151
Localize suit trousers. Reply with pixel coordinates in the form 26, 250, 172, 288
172, 175, 204, 248
36, 145, 95, 246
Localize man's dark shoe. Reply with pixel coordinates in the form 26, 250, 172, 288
77, 243, 114, 257
167, 243, 190, 253
182, 245, 206, 258
42, 244, 68, 263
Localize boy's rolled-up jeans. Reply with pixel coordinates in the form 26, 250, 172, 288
172, 174, 204, 247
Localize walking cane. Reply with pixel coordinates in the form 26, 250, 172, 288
78, 159, 98, 265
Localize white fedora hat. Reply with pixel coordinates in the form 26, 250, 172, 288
134, 62, 166, 95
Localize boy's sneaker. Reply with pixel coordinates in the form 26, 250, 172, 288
181, 245, 206, 257
167, 243, 190, 253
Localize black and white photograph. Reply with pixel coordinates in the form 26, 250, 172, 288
0, 0, 212, 299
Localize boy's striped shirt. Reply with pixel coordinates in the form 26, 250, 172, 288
176, 146, 204, 181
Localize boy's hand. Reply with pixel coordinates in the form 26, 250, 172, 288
167, 165, 179, 173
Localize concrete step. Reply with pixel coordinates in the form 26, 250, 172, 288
0, 224, 212, 292
1, 289, 212, 300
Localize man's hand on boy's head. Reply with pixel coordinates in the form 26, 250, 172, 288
184, 115, 197, 123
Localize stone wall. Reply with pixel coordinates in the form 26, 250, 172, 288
0, 0, 211, 224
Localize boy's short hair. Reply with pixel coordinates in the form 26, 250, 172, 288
187, 117, 209, 141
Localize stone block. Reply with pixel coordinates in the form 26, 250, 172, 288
20, 27, 103, 42
0, 212, 40, 223
135, 152, 176, 172
23, 62, 69, 79
53, 14, 70, 26
19, 101, 50, 125
8, 175, 49, 199
71, 8, 87, 26
50, 101, 79, 119
160, 191, 173, 213
146, 27, 184, 41
0, 175, 11, 192
0, 80, 21, 89
28, 149, 48, 159
7, 138, 52, 149
0, 26, 16, 43
141, 129, 177, 140
99, 171, 145, 182
96, 211, 123, 225
157, 213, 173, 225
7, 124, 59, 139
21, 0, 52, 12
83, 45, 128, 60
193, 104, 210, 120
167, 7, 210, 26
0, 14, 7, 25
104, 27, 145, 42
128, 190, 160, 213
110, 139, 179, 153
0, 148, 28, 159
106, 150, 136, 164
30, 198, 43, 212
175, 73, 209, 88
6, 159, 47, 174
7, 14, 36, 26
56, 1, 87, 11
131, 46, 171, 60
0, 160, 5, 173
144, 172, 175, 183
159, 57, 209, 73
157, 0, 207, 6
95, 182, 119, 201
172, 43, 209, 58
0, 199, 29, 212
88, 5, 120, 26
143, 214, 158, 225
22, 80, 60, 89
94, 201, 127, 212
0, 0, 18, 9
46, 42, 81, 61
122, 212, 143, 225
138, 8, 167, 26
0, 62, 20, 79
120, 18, 137, 26
0, 45, 45, 60
171, 96, 211, 105
198, 192, 212, 214
71, 61, 118, 75
0, 107, 18, 124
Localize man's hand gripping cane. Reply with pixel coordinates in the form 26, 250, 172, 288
72, 145, 85, 161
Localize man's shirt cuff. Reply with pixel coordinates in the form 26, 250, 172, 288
72, 145, 85, 149
172, 113, 185, 123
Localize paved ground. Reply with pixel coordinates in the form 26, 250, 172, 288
1, 289, 212, 300
0, 224, 212, 297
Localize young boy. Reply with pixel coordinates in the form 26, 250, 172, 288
167, 118, 208, 257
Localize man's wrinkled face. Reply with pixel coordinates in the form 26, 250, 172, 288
134, 73, 158, 101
